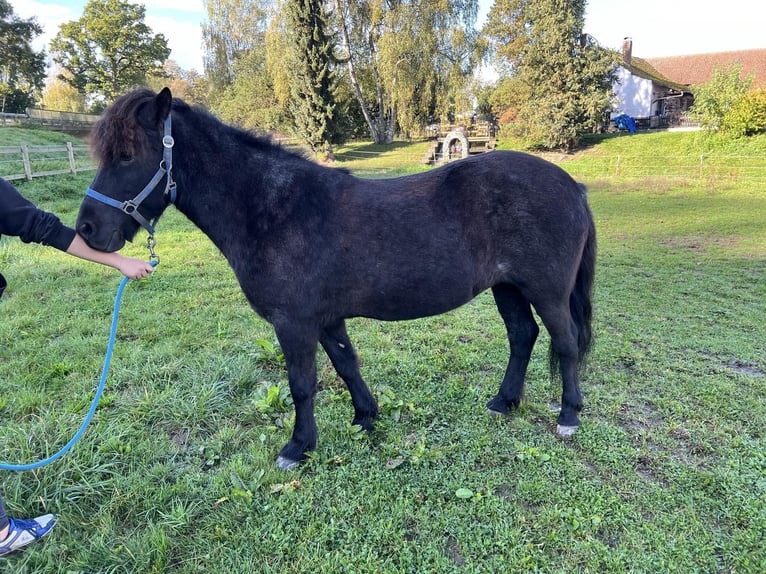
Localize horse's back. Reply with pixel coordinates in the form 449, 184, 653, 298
317, 151, 591, 320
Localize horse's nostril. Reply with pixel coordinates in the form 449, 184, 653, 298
78, 221, 94, 239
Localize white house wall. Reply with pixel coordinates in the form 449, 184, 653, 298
612, 66, 654, 118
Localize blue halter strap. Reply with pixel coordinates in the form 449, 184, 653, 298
85, 114, 177, 235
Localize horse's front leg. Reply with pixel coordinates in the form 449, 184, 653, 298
273, 323, 320, 470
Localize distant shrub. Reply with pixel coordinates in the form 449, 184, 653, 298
689, 64, 751, 132
721, 88, 766, 137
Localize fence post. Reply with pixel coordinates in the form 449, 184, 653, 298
20, 143, 32, 181
67, 142, 76, 173
699, 154, 705, 179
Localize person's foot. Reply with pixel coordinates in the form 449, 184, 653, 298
0, 514, 56, 557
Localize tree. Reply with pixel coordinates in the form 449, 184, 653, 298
40, 76, 87, 112
286, 0, 340, 155
215, 48, 288, 133
146, 60, 209, 106
333, 0, 482, 143
50, 0, 170, 104
487, 75, 530, 125
689, 64, 752, 132
202, 0, 270, 99
0, 0, 46, 113
484, 0, 617, 150
202, 1, 287, 132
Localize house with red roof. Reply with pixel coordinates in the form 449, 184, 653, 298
611, 38, 766, 129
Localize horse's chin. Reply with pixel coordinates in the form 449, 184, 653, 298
86, 229, 126, 253
104, 228, 130, 252
105, 236, 127, 252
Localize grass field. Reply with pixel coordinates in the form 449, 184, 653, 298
0, 130, 764, 572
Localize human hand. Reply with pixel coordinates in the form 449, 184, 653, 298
117, 256, 155, 280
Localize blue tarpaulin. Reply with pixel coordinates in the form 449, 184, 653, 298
613, 114, 637, 134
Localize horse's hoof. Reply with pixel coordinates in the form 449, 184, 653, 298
486, 407, 506, 417
276, 455, 301, 471
556, 424, 578, 437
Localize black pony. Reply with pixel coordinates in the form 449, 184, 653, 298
77, 88, 596, 470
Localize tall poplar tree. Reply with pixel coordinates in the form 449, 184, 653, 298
484, 0, 618, 150
287, 0, 339, 155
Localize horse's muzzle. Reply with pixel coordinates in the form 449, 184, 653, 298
77, 220, 127, 252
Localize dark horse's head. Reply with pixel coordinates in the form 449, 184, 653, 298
77, 88, 175, 252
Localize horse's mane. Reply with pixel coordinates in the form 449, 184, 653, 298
182, 100, 312, 164
89, 89, 158, 164
90, 88, 342, 176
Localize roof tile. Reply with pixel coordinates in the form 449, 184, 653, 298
645, 49, 766, 88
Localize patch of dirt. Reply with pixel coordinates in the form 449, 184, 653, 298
668, 426, 714, 471
617, 401, 664, 433
492, 485, 513, 502
636, 455, 668, 488
724, 360, 765, 378
444, 535, 465, 567
169, 428, 188, 448
659, 235, 741, 253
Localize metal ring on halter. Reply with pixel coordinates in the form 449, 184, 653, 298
163, 135, 175, 148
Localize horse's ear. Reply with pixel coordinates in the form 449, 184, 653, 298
155, 87, 172, 122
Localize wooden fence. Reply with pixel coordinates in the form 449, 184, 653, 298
0, 142, 96, 182
25, 108, 100, 132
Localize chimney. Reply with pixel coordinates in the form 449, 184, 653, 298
622, 37, 633, 65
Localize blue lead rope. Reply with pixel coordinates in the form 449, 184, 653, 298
0, 261, 157, 472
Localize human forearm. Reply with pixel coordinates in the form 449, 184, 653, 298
65, 234, 154, 279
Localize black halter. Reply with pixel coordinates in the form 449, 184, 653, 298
85, 114, 177, 236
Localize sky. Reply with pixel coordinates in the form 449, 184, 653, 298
9, 0, 766, 77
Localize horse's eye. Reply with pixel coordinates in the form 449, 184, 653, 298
118, 153, 133, 165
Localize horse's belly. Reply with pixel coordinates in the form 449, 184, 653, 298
355, 278, 480, 321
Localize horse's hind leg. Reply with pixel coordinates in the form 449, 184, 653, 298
320, 319, 379, 432
534, 299, 583, 435
487, 284, 539, 415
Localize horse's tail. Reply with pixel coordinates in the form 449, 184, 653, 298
573, 209, 596, 364
550, 199, 596, 376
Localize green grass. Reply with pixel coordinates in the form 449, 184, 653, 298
497, 131, 766, 182
0, 132, 764, 572
0, 128, 93, 180
0, 128, 81, 148
333, 141, 433, 177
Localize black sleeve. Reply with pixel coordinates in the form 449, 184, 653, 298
0, 178, 76, 252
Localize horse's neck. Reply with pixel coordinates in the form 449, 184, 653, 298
172, 124, 316, 253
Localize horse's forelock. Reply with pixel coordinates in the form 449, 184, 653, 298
90, 89, 157, 164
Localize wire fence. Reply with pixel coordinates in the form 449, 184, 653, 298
2, 141, 764, 185
0, 142, 96, 182
337, 149, 766, 183
552, 154, 766, 183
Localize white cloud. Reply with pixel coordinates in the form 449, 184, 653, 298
142, 0, 205, 14
10, 1, 78, 51
145, 15, 204, 71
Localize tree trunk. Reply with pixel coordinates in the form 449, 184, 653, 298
334, 0, 384, 143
